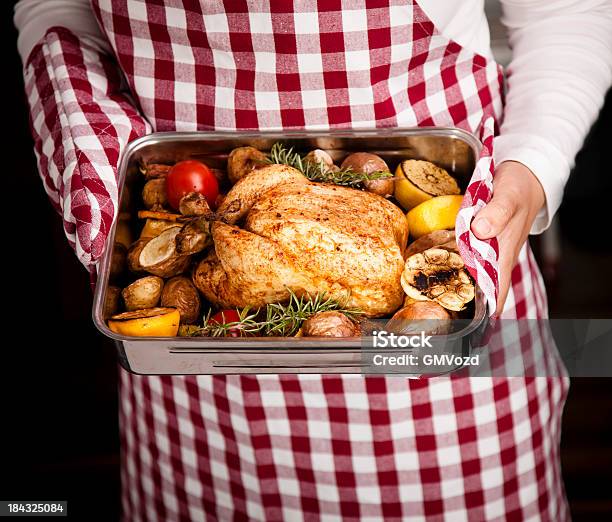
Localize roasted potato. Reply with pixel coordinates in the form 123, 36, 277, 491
122, 276, 164, 311
139, 227, 191, 278
103, 285, 122, 320
127, 239, 150, 274
363, 177, 395, 197
161, 276, 201, 324
386, 300, 452, 335
341, 152, 394, 196
302, 311, 359, 337
142, 178, 169, 210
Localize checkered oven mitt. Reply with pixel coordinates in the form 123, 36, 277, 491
455, 117, 500, 316
24, 27, 150, 274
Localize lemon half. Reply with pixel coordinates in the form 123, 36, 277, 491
394, 160, 460, 211
406, 195, 463, 239
108, 307, 180, 337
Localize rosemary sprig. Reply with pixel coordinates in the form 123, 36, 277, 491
267, 142, 304, 170
197, 307, 262, 338
188, 289, 362, 337
305, 161, 392, 187
267, 142, 393, 188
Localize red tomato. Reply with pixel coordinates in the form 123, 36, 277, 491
166, 160, 219, 210
210, 310, 243, 337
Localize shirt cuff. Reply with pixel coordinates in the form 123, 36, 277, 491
493, 133, 570, 235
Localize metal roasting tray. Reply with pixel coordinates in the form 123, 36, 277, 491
92, 128, 487, 375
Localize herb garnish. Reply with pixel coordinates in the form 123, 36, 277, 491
188, 289, 362, 337
267, 142, 393, 188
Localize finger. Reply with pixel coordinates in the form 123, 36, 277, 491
471, 194, 517, 240
495, 270, 511, 317
493, 228, 522, 316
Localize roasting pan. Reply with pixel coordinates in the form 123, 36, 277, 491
92, 128, 488, 375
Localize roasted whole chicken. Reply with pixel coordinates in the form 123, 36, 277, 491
192, 164, 409, 316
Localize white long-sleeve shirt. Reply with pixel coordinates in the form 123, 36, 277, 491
15, 0, 612, 234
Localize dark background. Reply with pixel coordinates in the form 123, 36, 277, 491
2, 2, 611, 521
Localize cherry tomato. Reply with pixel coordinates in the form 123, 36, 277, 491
210, 310, 243, 337
166, 160, 219, 210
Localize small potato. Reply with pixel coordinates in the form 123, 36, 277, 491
110, 243, 127, 281
227, 146, 267, 184
142, 254, 191, 279
104, 285, 122, 320
127, 239, 150, 274
142, 178, 168, 210
363, 178, 395, 197
161, 276, 201, 324
341, 152, 394, 197
386, 301, 452, 335
122, 276, 164, 311
139, 227, 191, 278
341, 152, 389, 174
302, 311, 359, 337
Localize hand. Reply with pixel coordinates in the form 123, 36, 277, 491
471, 161, 545, 315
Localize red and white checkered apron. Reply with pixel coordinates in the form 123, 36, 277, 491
23, 0, 570, 520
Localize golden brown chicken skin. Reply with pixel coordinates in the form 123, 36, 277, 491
193, 164, 408, 317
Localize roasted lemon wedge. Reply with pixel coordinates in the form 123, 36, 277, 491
108, 307, 180, 337
394, 160, 460, 211
406, 195, 463, 239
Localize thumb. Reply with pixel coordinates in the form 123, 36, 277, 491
471, 193, 516, 240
